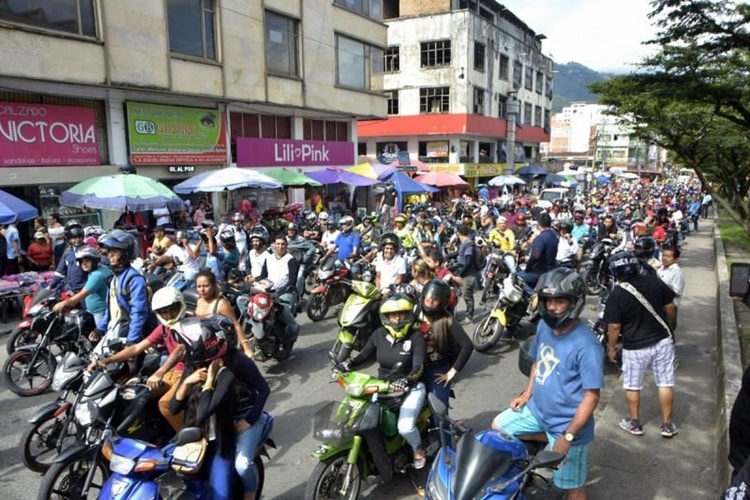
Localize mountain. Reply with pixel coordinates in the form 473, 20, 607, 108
551, 62, 613, 113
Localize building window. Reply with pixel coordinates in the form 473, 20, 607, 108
229, 112, 291, 162
265, 11, 299, 76
498, 94, 507, 118
420, 40, 451, 68
386, 90, 399, 115
168, 0, 217, 60
535, 71, 544, 94
534, 105, 542, 127
523, 102, 533, 125
333, 0, 383, 21
524, 66, 533, 90
498, 54, 509, 81
384, 46, 400, 72
473, 41, 485, 72
420, 87, 450, 113
302, 119, 349, 142
545, 76, 553, 98
473, 87, 485, 115
336, 34, 383, 90
0, 0, 97, 37
512, 60, 523, 89
544, 109, 551, 132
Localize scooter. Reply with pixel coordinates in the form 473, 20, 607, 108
472, 274, 537, 353
330, 266, 382, 363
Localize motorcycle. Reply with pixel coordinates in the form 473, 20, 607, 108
6, 287, 74, 355
330, 267, 381, 363
98, 412, 275, 499
306, 257, 352, 322
3, 306, 95, 397
424, 393, 565, 500
481, 248, 516, 304
472, 275, 537, 353
580, 238, 616, 296
240, 280, 296, 361
304, 368, 437, 500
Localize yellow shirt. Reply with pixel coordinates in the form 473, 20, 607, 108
487, 228, 515, 252
152, 235, 172, 254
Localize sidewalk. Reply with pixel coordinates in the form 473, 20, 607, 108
586, 225, 718, 498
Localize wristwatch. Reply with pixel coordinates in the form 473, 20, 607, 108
564, 432, 575, 443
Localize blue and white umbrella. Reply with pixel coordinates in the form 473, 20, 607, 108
173, 167, 283, 193
488, 174, 526, 187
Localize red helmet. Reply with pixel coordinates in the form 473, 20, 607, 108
171, 317, 231, 366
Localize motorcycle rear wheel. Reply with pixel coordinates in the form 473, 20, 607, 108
3, 349, 55, 397
304, 453, 361, 500
472, 313, 509, 352
581, 269, 605, 296
36, 455, 109, 500
6, 326, 39, 355
307, 293, 330, 322
21, 416, 80, 474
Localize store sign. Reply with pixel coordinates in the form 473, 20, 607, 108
376, 141, 407, 164
0, 101, 99, 167
426, 141, 449, 158
168, 165, 195, 173
236, 138, 354, 167
126, 102, 227, 165
465, 163, 505, 178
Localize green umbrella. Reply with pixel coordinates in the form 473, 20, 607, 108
60, 173, 184, 211
265, 168, 322, 187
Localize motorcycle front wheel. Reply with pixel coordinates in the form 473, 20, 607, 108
6, 326, 39, 355
581, 268, 605, 296
304, 453, 361, 500
21, 416, 80, 473
36, 455, 109, 500
472, 312, 508, 352
3, 349, 55, 397
307, 293, 330, 322
305, 274, 317, 295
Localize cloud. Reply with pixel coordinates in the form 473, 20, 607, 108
500, 0, 659, 73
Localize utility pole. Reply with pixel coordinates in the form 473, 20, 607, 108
505, 91, 519, 174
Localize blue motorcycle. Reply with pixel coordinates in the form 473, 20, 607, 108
99, 412, 275, 499
424, 394, 564, 500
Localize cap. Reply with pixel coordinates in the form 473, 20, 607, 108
34, 231, 46, 240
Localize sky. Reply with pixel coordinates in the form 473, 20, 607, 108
499, 0, 660, 73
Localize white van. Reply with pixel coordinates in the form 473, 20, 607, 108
537, 187, 576, 209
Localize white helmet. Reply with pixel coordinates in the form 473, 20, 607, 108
318, 212, 329, 222
339, 216, 354, 233
151, 287, 186, 327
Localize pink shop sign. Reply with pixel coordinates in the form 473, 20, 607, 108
0, 102, 100, 167
237, 137, 355, 167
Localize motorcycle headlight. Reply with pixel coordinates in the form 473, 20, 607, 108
344, 384, 363, 397
75, 402, 94, 426
426, 464, 449, 500
109, 454, 136, 475
319, 269, 333, 280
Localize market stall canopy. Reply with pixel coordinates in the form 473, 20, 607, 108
263, 168, 322, 187
616, 172, 640, 180
414, 171, 469, 187
545, 173, 577, 187
383, 171, 440, 195
595, 174, 612, 184
0, 190, 38, 224
488, 174, 526, 187
60, 172, 184, 211
173, 167, 282, 193
557, 168, 585, 180
515, 164, 549, 176
347, 162, 397, 180
305, 167, 381, 186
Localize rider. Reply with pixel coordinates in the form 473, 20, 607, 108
322, 215, 361, 275
153, 230, 201, 281
374, 232, 406, 292
214, 228, 240, 278
286, 222, 314, 296
517, 213, 558, 293
48, 220, 87, 292
393, 214, 417, 251
245, 226, 270, 279
52, 245, 113, 325
487, 215, 517, 273
492, 268, 604, 500
302, 211, 322, 242
339, 294, 428, 469
634, 236, 659, 276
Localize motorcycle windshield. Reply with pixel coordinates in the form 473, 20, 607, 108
27, 288, 55, 311
452, 434, 514, 500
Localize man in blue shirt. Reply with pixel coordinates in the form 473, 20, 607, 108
518, 213, 558, 293
324, 215, 361, 263
454, 223, 480, 324
48, 221, 87, 292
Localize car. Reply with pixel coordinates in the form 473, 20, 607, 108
537, 187, 576, 209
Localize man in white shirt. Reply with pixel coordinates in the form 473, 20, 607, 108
321, 221, 340, 251
245, 230, 269, 278
555, 222, 578, 266
375, 234, 406, 292
657, 244, 685, 332
153, 207, 171, 228
154, 231, 200, 280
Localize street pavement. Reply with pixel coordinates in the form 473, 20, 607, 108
0, 226, 719, 499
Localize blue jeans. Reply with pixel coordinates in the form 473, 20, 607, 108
423, 362, 451, 412
517, 270, 541, 295
398, 382, 426, 451
235, 413, 270, 493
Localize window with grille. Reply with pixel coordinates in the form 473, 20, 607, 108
524, 66, 533, 90
534, 105, 542, 127
0, 0, 97, 37
384, 46, 400, 72
420, 40, 451, 68
420, 87, 450, 113
302, 119, 350, 141
498, 54, 509, 80
168, 0, 217, 60
474, 42, 485, 71
512, 60, 523, 89
544, 109, 551, 132
473, 87, 485, 115
386, 90, 399, 115
535, 71, 544, 94
523, 102, 533, 125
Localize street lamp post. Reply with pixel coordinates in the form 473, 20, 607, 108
505, 92, 519, 174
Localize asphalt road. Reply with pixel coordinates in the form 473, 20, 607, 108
0, 291, 601, 500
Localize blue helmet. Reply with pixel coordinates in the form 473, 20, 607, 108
99, 229, 136, 263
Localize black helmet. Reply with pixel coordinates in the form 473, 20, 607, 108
250, 225, 269, 244
551, 220, 562, 233
380, 232, 400, 251
634, 236, 656, 259
64, 220, 84, 239
171, 317, 231, 366
609, 251, 640, 280
286, 222, 299, 233
74, 245, 101, 269
99, 229, 136, 263
535, 268, 585, 330
219, 229, 236, 248
420, 280, 452, 317
560, 221, 573, 234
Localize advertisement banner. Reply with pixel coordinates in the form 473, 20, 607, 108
126, 102, 227, 165
426, 140, 449, 157
0, 102, 99, 167
376, 141, 408, 164
236, 137, 355, 167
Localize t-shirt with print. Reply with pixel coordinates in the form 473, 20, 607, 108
526, 320, 604, 444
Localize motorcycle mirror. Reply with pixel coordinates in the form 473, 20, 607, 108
107, 338, 125, 353
531, 449, 565, 469
427, 392, 448, 419
175, 427, 204, 446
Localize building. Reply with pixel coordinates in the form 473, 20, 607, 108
0, 0, 386, 229
357, 0, 553, 184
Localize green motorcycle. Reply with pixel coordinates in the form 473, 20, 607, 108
305, 370, 435, 500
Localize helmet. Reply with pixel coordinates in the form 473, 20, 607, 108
551, 220, 562, 233
74, 245, 101, 268
99, 229, 136, 263
380, 232, 400, 251
634, 236, 656, 259
403, 204, 413, 213
151, 287, 186, 327
232, 212, 243, 223
535, 268, 585, 330
339, 216, 354, 232
379, 294, 416, 340
250, 225, 269, 243
420, 280, 452, 317
394, 214, 407, 224
219, 229, 236, 248
318, 212, 329, 222
560, 222, 573, 234
609, 251, 641, 280
305, 212, 317, 223
171, 317, 230, 366
516, 213, 527, 223
64, 220, 84, 239
175, 230, 188, 245
287, 222, 298, 233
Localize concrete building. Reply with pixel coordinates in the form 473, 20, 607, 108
0, 0, 386, 227
357, 0, 553, 184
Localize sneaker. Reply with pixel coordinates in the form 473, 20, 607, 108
619, 417, 644, 436
460, 315, 473, 325
413, 451, 426, 470
660, 422, 678, 438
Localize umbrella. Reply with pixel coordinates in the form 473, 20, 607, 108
488, 174, 526, 187
595, 175, 612, 184
616, 172, 640, 180
389, 159, 430, 172
414, 172, 469, 187
173, 168, 282, 193
347, 162, 397, 180
515, 164, 549, 176
383, 171, 440, 195
305, 167, 381, 187
545, 174, 571, 186
557, 168, 585, 180
264, 168, 322, 187
60, 173, 184, 211
0, 190, 38, 224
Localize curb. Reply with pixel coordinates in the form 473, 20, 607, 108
715, 219, 744, 494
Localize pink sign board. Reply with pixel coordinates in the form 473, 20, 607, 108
0, 101, 99, 167
237, 137, 355, 167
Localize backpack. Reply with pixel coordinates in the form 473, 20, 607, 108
473, 244, 487, 270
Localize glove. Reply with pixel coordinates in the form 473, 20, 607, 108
390, 378, 409, 393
